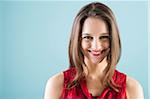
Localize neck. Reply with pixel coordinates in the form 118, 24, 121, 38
83, 57, 108, 79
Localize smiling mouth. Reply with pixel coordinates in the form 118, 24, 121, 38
88, 50, 102, 57
91, 52, 101, 56
92, 53, 101, 56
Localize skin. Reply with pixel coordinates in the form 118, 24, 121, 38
81, 17, 111, 96
81, 17, 110, 77
44, 17, 144, 99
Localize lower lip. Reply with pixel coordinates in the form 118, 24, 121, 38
92, 53, 100, 56
90, 53, 101, 57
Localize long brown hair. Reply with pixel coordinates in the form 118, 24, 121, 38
68, 2, 121, 91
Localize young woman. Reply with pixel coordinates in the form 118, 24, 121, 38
44, 2, 144, 99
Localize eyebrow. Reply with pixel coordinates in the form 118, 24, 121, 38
82, 33, 109, 36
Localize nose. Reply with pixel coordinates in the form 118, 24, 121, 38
91, 37, 103, 51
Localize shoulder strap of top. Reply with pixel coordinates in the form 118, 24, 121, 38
113, 70, 127, 98
63, 68, 76, 87
113, 70, 126, 86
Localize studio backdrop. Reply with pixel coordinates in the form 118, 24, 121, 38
0, 1, 148, 99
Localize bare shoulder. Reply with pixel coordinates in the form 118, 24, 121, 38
126, 76, 144, 99
44, 72, 64, 99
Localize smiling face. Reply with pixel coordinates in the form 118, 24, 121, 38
81, 17, 110, 65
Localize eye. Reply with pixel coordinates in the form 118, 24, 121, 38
99, 36, 110, 42
83, 36, 93, 40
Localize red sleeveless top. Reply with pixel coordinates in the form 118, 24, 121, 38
61, 68, 127, 99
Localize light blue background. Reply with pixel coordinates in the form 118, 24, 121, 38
0, 1, 148, 99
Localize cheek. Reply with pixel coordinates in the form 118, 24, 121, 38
81, 41, 90, 50
103, 42, 110, 49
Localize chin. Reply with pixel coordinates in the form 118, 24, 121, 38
91, 57, 106, 64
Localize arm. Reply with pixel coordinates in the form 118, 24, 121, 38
126, 76, 144, 99
44, 72, 64, 99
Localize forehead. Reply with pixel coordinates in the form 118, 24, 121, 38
82, 17, 108, 35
